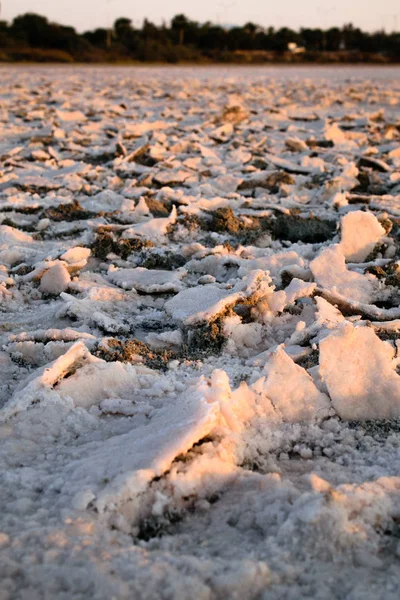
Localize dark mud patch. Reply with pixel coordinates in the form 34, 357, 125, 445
91, 230, 154, 260
306, 139, 334, 149
128, 144, 158, 167
367, 261, 400, 289
238, 171, 295, 193
271, 214, 337, 243
140, 251, 187, 271
347, 419, 400, 440
374, 328, 400, 342
145, 197, 172, 218
96, 338, 174, 371
353, 169, 391, 196
136, 511, 183, 542
202, 207, 262, 245
206, 207, 241, 234
43, 200, 95, 223
1, 217, 37, 233
185, 317, 226, 357
296, 349, 320, 370
176, 213, 202, 233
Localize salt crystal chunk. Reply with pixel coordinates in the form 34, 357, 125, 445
165, 284, 241, 325
319, 323, 400, 420
339, 211, 385, 262
122, 206, 177, 242
262, 346, 331, 421
40, 263, 71, 295
61, 247, 91, 264
310, 245, 378, 303
108, 266, 185, 293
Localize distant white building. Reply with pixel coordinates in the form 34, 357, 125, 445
288, 42, 305, 54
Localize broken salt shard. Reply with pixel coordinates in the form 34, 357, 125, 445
325, 122, 347, 144
285, 137, 308, 152
39, 262, 71, 295
262, 346, 331, 422
0, 225, 33, 245
60, 247, 91, 264
319, 323, 400, 420
56, 361, 156, 409
264, 153, 313, 174
339, 211, 385, 262
165, 284, 242, 325
56, 109, 87, 122
108, 266, 185, 293
146, 330, 183, 350
165, 271, 271, 325
310, 244, 379, 303
268, 278, 317, 313
314, 296, 345, 330
0, 341, 98, 422
64, 376, 221, 514
122, 206, 177, 242
81, 190, 127, 213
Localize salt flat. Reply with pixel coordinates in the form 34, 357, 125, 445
1, 65, 400, 599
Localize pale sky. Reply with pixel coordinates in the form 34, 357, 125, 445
3, 0, 400, 33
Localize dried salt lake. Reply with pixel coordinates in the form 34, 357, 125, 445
1, 65, 400, 599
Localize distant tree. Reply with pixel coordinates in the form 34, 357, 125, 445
170, 14, 200, 46
112, 17, 139, 53
301, 28, 325, 51
11, 13, 90, 57
11, 13, 50, 46
342, 23, 364, 51
273, 27, 300, 51
198, 22, 226, 51
83, 28, 109, 49
0, 10, 398, 63
142, 19, 159, 38
114, 18, 132, 39
171, 14, 189, 45
325, 27, 342, 51
0, 19, 12, 48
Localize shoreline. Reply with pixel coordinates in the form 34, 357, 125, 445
1, 61, 400, 68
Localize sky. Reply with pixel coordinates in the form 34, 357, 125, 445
3, 0, 400, 33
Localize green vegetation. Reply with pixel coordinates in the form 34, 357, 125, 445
0, 13, 399, 63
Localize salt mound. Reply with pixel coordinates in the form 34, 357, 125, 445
2, 67, 400, 599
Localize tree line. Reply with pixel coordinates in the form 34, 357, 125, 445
0, 12, 399, 63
